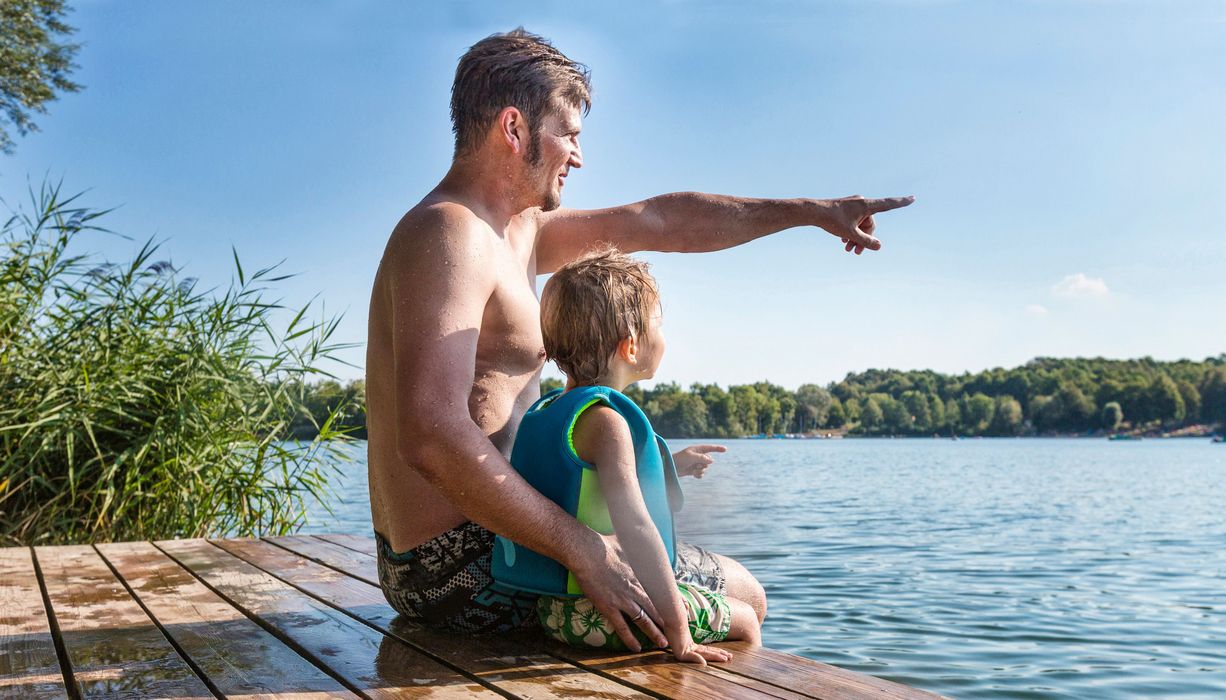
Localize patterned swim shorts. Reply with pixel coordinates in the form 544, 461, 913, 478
674, 541, 727, 596
375, 523, 539, 634
538, 582, 732, 650
376, 523, 728, 638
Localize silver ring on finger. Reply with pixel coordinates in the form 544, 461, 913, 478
631, 604, 646, 622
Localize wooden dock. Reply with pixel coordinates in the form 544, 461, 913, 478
1, 535, 945, 699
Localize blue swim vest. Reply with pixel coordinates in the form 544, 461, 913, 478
492, 386, 684, 597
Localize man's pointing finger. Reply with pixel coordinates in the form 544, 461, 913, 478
867, 196, 916, 214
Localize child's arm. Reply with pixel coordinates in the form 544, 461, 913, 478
573, 405, 731, 665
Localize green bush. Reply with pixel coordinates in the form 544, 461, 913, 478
0, 182, 354, 545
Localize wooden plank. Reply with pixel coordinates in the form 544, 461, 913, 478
260, 536, 806, 699
218, 537, 657, 700
287, 537, 818, 698
0, 547, 67, 700
677, 664, 815, 700
315, 534, 378, 556
159, 539, 495, 699
96, 540, 355, 699
716, 642, 948, 700
312, 534, 378, 561
544, 644, 797, 700
289, 537, 943, 699
266, 536, 380, 585
35, 544, 212, 699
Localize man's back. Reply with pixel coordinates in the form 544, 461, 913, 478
365, 198, 546, 552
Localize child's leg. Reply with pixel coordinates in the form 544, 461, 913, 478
725, 596, 762, 646
712, 553, 768, 624
675, 543, 767, 624
677, 583, 762, 647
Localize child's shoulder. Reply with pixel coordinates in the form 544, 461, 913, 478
571, 401, 634, 463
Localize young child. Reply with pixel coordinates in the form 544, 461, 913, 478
493, 248, 761, 664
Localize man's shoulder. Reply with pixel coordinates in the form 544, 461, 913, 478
394, 199, 492, 243
383, 199, 498, 270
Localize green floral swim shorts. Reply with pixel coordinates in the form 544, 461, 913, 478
538, 582, 732, 650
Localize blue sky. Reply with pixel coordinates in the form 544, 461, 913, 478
4, 0, 1224, 389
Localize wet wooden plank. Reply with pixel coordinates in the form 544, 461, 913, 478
315, 534, 378, 555
96, 540, 355, 699
544, 644, 798, 700
288, 536, 946, 699
264, 536, 809, 696
267, 536, 814, 699
160, 539, 495, 699
717, 642, 947, 700
35, 544, 212, 699
0, 547, 67, 700
266, 536, 380, 584
218, 537, 656, 700
675, 663, 816, 700
286, 536, 824, 698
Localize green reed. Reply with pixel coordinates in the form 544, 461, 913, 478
0, 181, 356, 545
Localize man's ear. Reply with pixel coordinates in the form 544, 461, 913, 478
497, 106, 527, 155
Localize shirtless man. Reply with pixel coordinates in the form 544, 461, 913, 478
366, 28, 913, 650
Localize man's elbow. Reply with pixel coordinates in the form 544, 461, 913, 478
394, 414, 463, 482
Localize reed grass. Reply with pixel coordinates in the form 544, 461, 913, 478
1, 181, 355, 545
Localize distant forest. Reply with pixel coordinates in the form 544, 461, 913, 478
291, 355, 1226, 440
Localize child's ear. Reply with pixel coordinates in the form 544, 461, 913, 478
618, 335, 638, 363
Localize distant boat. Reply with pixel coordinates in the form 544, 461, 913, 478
1108, 434, 1142, 441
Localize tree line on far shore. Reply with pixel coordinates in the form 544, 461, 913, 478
294, 355, 1226, 440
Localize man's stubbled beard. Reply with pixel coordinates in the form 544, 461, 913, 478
526, 128, 561, 212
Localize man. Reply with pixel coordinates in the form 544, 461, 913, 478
366, 28, 913, 650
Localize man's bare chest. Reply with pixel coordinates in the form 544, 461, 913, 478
475, 244, 545, 376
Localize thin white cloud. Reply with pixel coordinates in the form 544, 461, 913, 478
1025, 304, 1049, 318
1052, 273, 1110, 299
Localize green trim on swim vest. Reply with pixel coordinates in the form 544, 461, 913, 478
567, 397, 604, 464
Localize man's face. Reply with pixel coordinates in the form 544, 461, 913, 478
525, 103, 583, 212
636, 302, 666, 380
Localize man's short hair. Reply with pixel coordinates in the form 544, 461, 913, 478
541, 247, 659, 386
451, 28, 592, 158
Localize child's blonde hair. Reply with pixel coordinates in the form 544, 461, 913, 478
541, 247, 659, 386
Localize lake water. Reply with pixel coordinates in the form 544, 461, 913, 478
300, 438, 1226, 699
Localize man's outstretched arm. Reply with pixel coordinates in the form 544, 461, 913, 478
385, 206, 666, 650
534, 192, 914, 273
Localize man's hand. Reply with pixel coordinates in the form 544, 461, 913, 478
568, 533, 668, 651
818, 195, 915, 255
674, 444, 726, 479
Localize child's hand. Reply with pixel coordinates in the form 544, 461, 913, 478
673, 444, 726, 479
671, 640, 732, 665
